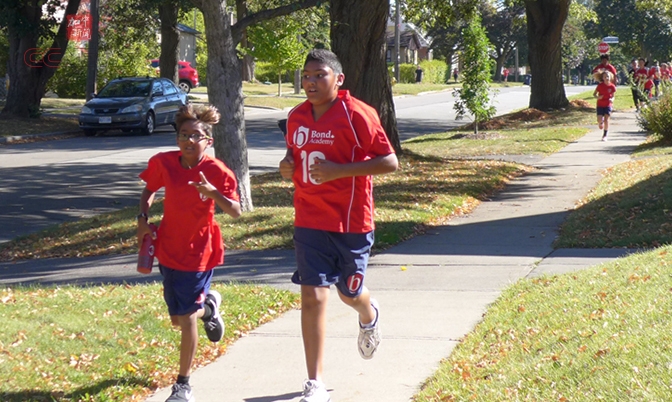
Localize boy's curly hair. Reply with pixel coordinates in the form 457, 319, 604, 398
175, 104, 221, 137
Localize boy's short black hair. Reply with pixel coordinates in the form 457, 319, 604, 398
304, 49, 343, 75
600, 54, 609, 60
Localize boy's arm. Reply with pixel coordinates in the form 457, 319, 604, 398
137, 187, 156, 244
189, 172, 242, 218
309, 153, 398, 184
279, 148, 295, 180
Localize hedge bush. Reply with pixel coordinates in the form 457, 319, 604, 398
637, 89, 672, 139
387, 60, 449, 84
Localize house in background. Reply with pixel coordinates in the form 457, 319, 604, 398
385, 21, 432, 65
176, 23, 200, 66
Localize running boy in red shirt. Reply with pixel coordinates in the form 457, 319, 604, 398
593, 71, 617, 142
137, 104, 241, 402
279, 49, 398, 402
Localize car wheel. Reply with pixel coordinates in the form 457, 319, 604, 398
178, 80, 192, 93
83, 129, 96, 137
141, 112, 155, 136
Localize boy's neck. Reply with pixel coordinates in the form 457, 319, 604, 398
312, 97, 339, 121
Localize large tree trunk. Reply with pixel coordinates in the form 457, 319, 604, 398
189, 0, 326, 211
524, 0, 570, 110
159, 2, 180, 84
2, 0, 82, 118
330, 0, 402, 155
236, 0, 255, 81
197, 0, 252, 211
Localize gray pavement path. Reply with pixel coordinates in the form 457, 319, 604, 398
0, 110, 647, 401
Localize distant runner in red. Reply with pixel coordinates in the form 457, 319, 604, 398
593, 71, 617, 142
592, 54, 618, 84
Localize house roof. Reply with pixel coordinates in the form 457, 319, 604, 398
386, 30, 423, 50
385, 21, 430, 49
177, 23, 200, 35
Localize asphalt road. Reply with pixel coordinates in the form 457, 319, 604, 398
0, 85, 594, 243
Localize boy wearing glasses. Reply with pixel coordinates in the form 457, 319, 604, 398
137, 104, 241, 402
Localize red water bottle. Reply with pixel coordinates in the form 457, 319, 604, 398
137, 223, 157, 274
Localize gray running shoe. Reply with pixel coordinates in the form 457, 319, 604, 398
165, 383, 194, 402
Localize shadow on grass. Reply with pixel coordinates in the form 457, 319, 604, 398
556, 163, 672, 248
1, 376, 152, 402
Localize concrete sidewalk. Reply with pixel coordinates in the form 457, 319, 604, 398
139, 110, 647, 402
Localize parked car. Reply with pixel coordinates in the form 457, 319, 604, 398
150, 59, 200, 93
78, 77, 188, 137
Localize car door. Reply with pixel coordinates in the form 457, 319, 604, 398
150, 80, 169, 125
161, 79, 182, 125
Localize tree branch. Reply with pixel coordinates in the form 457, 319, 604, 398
231, 0, 325, 43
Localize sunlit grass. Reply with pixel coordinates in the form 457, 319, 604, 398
414, 246, 672, 401
0, 283, 300, 402
0, 155, 529, 261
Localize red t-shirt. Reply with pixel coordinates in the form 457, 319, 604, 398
634, 67, 649, 84
595, 82, 616, 108
592, 63, 617, 78
285, 90, 395, 233
139, 151, 239, 271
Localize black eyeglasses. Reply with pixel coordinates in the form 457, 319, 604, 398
178, 133, 211, 142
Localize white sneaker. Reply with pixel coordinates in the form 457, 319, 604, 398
358, 298, 381, 360
601, 135, 608, 142
300, 379, 330, 402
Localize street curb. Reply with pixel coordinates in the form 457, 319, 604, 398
0, 130, 81, 144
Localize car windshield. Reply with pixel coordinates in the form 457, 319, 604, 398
97, 80, 151, 98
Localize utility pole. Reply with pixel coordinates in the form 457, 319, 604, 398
394, 0, 401, 83
85, 0, 99, 101
514, 46, 519, 83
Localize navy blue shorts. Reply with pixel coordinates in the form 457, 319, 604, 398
597, 106, 612, 116
159, 264, 213, 316
292, 227, 374, 297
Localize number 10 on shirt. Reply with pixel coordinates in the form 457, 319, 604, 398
301, 150, 326, 185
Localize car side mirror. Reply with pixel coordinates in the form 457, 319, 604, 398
278, 119, 287, 136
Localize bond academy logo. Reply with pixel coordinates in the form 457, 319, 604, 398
293, 125, 335, 147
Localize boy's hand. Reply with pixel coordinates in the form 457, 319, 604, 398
189, 171, 218, 199
309, 157, 339, 183
136, 219, 156, 245
279, 155, 295, 179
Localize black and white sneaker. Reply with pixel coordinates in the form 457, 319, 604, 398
203, 290, 224, 342
165, 383, 194, 402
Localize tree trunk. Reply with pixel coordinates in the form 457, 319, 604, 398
236, 0, 255, 81
494, 55, 504, 82
330, 0, 402, 155
2, 0, 82, 118
198, 0, 252, 211
524, 0, 569, 110
159, 2, 180, 84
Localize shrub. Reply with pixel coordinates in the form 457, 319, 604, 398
637, 91, 672, 139
255, 61, 293, 83
419, 59, 449, 84
387, 60, 449, 84
47, 43, 155, 99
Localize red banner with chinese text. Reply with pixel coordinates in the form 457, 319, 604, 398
67, 13, 92, 41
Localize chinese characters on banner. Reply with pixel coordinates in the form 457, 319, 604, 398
67, 13, 91, 41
